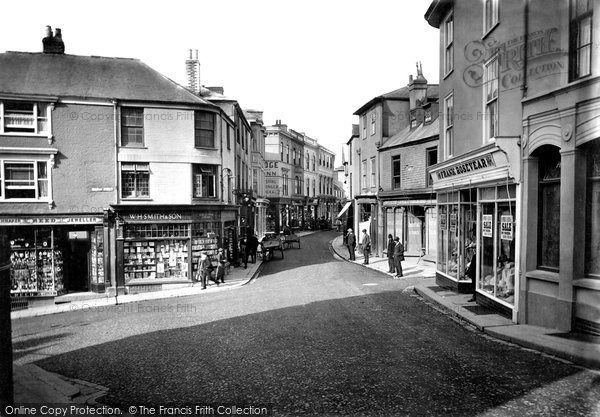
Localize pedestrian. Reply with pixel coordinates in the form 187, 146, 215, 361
393, 237, 404, 278
360, 229, 371, 265
216, 248, 226, 284
247, 231, 259, 264
387, 234, 396, 274
335, 219, 342, 232
241, 237, 249, 269
465, 243, 477, 302
346, 228, 356, 260
196, 251, 213, 290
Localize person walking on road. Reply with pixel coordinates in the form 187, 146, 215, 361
361, 229, 371, 265
216, 248, 226, 284
387, 234, 396, 274
247, 231, 259, 264
197, 251, 213, 290
346, 228, 356, 260
393, 237, 404, 278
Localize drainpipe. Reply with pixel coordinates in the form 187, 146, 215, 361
521, 0, 529, 98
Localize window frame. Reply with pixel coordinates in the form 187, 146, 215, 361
483, 0, 499, 35
483, 53, 499, 142
444, 92, 454, 159
192, 164, 217, 199
0, 159, 51, 201
121, 107, 144, 147
194, 111, 215, 148
0, 101, 51, 136
121, 162, 150, 199
361, 160, 367, 190
569, 0, 594, 81
426, 147, 438, 187
443, 12, 454, 77
370, 113, 376, 136
537, 147, 561, 271
392, 155, 401, 190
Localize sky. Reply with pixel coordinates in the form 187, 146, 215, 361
0, 0, 439, 162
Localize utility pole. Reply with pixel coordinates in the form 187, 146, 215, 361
0, 231, 13, 407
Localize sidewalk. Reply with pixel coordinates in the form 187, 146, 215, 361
11, 258, 263, 320
11, 231, 319, 405
331, 235, 600, 370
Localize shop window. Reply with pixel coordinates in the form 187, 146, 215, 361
484, 54, 499, 141
392, 155, 401, 189
447, 204, 459, 278
443, 12, 454, 76
193, 164, 216, 198
195, 111, 215, 148
121, 162, 150, 199
484, 0, 498, 34
121, 107, 144, 146
538, 146, 561, 270
438, 204, 448, 273
585, 140, 600, 277
570, 0, 593, 81
1, 101, 50, 135
3, 161, 49, 200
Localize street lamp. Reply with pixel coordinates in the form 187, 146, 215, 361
221, 167, 232, 204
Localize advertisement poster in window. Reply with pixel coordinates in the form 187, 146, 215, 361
482, 214, 493, 237
440, 212, 447, 230
500, 215, 513, 241
449, 213, 457, 232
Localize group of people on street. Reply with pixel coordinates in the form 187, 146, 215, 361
344, 229, 405, 277
240, 231, 259, 269
195, 248, 227, 290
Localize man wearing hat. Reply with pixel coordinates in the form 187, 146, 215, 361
465, 242, 477, 301
196, 251, 212, 290
360, 229, 371, 265
346, 228, 356, 261
393, 237, 404, 278
216, 248, 226, 284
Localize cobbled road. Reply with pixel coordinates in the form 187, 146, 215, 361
11, 231, 600, 416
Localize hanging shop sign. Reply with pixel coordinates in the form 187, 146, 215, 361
449, 213, 457, 232
482, 215, 494, 237
500, 215, 514, 241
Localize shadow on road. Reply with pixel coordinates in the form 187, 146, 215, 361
33, 289, 598, 416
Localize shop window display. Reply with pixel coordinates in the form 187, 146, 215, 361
9, 227, 64, 296
585, 141, 600, 277
437, 204, 448, 274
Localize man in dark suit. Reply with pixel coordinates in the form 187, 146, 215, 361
393, 237, 404, 278
387, 234, 396, 274
346, 229, 356, 260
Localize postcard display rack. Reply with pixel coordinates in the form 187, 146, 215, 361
123, 239, 192, 281
90, 228, 106, 290
191, 236, 219, 275
9, 228, 64, 296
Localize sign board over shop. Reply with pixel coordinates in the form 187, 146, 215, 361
434, 154, 496, 181
119, 211, 221, 223
0, 216, 102, 225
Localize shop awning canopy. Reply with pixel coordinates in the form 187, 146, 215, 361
336, 201, 352, 219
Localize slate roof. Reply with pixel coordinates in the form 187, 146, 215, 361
0, 52, 212, 105
380, 117, 440, 150
354, 84, 439, 115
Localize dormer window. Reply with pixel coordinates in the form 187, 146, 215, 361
424, 108, 432, 124
410, 111, 418, 129
1, 101, 50, 135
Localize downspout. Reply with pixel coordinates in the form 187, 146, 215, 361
521, 0, 529, 98
112, 99, 118, 305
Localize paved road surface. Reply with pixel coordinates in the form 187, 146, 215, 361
12, 231, 600, 416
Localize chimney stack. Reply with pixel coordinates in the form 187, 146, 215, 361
185, 49, 201, 95
409, 61, 428, 110
42, 25, 65, 54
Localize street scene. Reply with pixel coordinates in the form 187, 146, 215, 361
1, 0, 600, 415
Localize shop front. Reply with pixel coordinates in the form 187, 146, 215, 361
2, 214, 107, 299
381, 196, 437, 259
354, 196, 378, 253
113, 206, 237, 293
430, 143, 520, 320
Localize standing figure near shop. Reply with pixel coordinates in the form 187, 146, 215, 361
196, 251, 213, 290
465, 242, 477, 302
387, 234, 396, 274
247, 232, 259, 264
361, 229, 371, 265
216, 248, 226, 284
393, 237, 404, 278
346, 228, 356, 260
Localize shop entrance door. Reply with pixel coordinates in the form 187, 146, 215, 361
68, 238, 90, 292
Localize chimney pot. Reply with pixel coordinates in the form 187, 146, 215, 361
54, 28, 62, 39
45, 25, 53, 38
42, 25, 64, 54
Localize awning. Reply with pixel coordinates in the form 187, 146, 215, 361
336, 201, 352, 219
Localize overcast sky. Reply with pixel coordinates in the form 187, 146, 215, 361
1, 0, 439, 162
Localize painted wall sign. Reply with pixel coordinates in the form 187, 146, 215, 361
435, 154, 496, 181
0, 216, 102, 225
500, 215, 514, 241
482, 214, 494, 237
